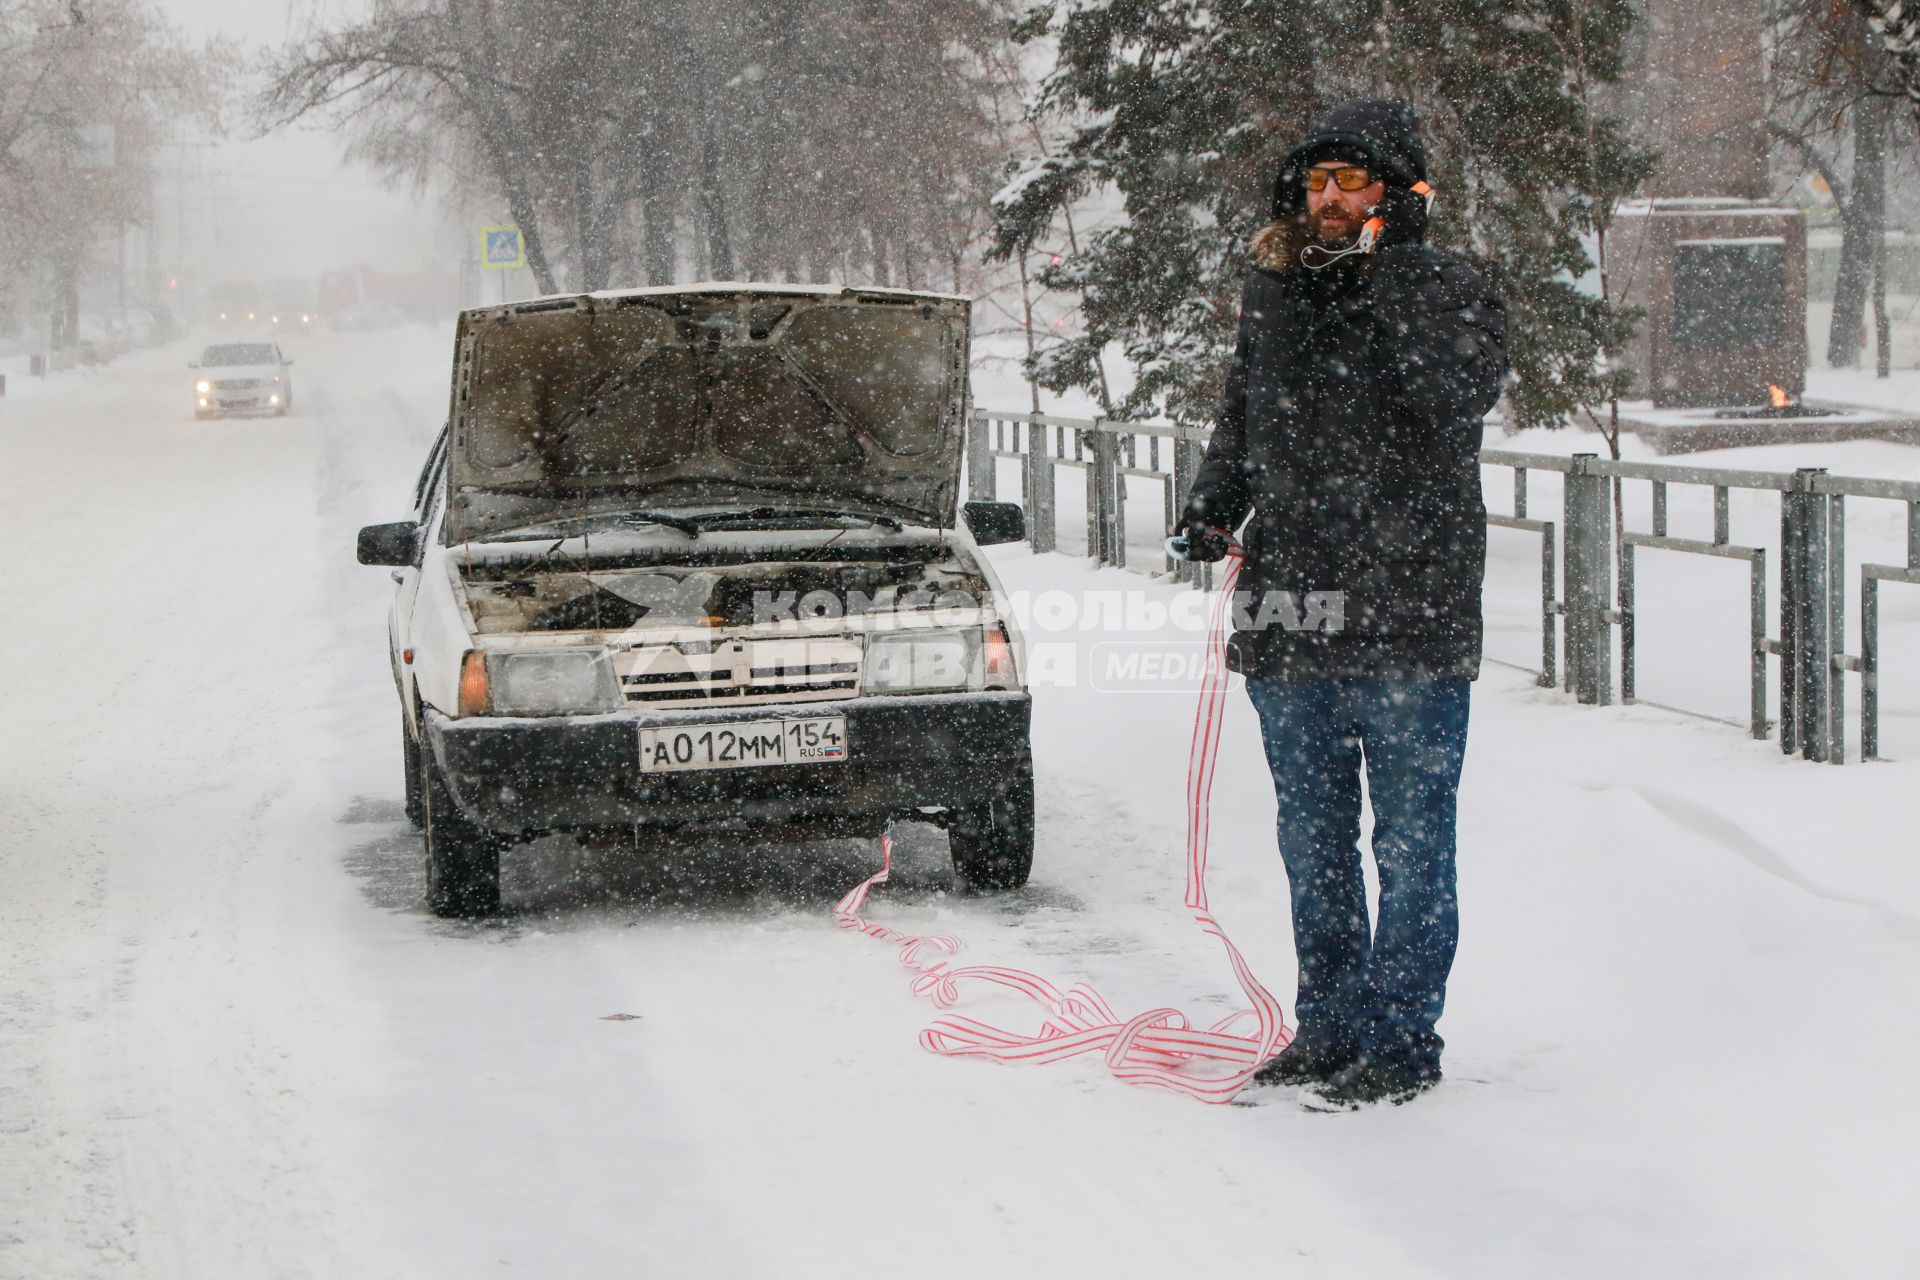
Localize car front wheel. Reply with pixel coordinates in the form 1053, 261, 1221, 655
948, 757, 1035, 892
421, 746, 503, 918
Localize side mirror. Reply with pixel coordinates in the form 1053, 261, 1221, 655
357, 521, 421, 567
186, 362, 198, 369
282, 358, 295, 366
963, 501, 1026, 547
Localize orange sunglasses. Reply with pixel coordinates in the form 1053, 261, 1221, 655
1303, 166, 1376, 192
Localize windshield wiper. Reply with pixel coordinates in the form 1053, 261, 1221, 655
684, 506, 904, 531
483, 510, 702, 542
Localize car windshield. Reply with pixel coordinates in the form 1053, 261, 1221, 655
202, 344, 276, 367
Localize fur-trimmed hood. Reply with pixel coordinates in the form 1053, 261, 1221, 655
1250, 221, 1310, 273
1252, 99, 1431, 273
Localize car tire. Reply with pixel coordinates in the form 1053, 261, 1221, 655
402, 714, 425, 830
421, 745, 503, 918
948, 757, 1035, 892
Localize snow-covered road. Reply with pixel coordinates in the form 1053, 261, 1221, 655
3, 331, 1915, 1278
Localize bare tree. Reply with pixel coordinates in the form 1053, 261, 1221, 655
1775, 1, 1904, 373
259, 0, 1016, 296
1856, 0, 1920, 108
1, 0, 217, 348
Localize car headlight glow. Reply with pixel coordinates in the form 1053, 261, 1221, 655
195, 379, 210, 393
863, 629, 981, 694
485, 648, 622, 715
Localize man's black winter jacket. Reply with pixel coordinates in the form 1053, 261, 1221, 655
1187, 243, 1508, 684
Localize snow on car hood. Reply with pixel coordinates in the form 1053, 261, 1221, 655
443, 285, 971, 544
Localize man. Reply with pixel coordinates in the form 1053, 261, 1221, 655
1173, 99, 1507, 1109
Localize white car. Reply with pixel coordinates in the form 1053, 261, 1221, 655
190, 340, 295, 418
357, 283, 1034, 917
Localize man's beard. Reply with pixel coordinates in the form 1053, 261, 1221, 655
1310, 207, 1363, 248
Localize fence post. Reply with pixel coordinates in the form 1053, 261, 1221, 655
1781, 469, 1834, 763
1563, 454, 1614, 705
1026, 423, 1056, 554
1172, 433, 1200, 586
1619, 541, 1636, 704
1779, 490, 1798, 757
966, 411, 995, 503
1827, 493, 1847, 765
1102, 429, 1125, 568
1749, 551, 1769, 741
1862, 575, 1880, 761
1539, 519, 1559, 689
1085, 421, 1123, 567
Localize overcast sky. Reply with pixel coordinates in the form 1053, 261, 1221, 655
156, 0, 450, 286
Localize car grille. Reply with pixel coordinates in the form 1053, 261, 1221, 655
618, 637, 861, 706
214, 379, 262, 391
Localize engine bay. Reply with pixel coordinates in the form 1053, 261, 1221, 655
462, 545, 993, 637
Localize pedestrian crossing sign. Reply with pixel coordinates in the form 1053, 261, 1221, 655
481, 226, 525, 270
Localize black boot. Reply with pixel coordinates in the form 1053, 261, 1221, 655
1299, 1055, 1441, 1111
1251, 1035, 1360, 1087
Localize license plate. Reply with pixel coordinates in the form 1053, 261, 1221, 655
639, 716, 848, 773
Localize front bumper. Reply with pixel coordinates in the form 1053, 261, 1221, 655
198, 396, 282, 416
425, 690, 1032, 835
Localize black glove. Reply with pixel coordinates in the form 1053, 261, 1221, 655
1370, 184, 1430, 251
1167, 517, 1232, 563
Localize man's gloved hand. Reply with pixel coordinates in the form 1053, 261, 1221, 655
1370, 184, 1429, 251
1167, 518, 1233, 563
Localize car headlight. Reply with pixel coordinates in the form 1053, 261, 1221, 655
863, 629, 981, 694
271, 374, 281, 383
484, 648, 622, 715
195, 379, 210, 393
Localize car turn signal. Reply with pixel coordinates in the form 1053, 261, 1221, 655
984, 625, 1017, 689
457, 651, 491, 715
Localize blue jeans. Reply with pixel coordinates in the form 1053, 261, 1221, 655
1245, 676, 1471, 1076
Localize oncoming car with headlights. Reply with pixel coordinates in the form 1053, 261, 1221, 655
190, 341, 295, 418
357, 284, 1034, 917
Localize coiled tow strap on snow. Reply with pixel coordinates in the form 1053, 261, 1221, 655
834, 548, 1294, 1103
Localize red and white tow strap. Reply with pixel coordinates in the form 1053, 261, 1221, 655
833, 549, 1293, 1103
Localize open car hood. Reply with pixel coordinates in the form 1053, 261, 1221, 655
444, 284, 971, 544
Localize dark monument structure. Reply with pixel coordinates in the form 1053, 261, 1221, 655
1612, 0, 1807, 408
1610, 0, 1920, 451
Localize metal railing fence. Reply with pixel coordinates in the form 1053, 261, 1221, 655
967, 409, 1213, 586
967, 408, 1920, 765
